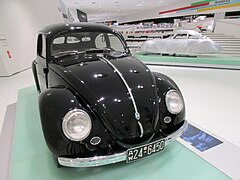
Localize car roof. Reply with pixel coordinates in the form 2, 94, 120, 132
41, 23, 116, 39
175, 30, 203, 39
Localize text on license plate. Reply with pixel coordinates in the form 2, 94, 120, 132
126, 139, 165, 163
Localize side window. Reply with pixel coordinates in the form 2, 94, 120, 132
108, 34, 125, 52
174, 34, 188, 39
37, 34, 46, 58
37, 35, 42, 56
95, 33, 107, 49
188, 35, 198, 39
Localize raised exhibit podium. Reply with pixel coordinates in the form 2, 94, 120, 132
7, 86, 230, 180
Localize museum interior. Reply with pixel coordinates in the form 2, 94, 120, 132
0, 0, 240, 179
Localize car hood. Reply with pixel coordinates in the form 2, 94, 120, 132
55, 54, 159, 142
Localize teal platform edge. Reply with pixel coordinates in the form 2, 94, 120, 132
9, 86, 230, 180
135, 54, 240, 67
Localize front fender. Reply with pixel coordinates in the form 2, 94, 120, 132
153, 72, 186, 135
39, 87, 115, 158
39, 87, 85, 157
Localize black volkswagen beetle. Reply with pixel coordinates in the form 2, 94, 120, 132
32, 23, 188, 167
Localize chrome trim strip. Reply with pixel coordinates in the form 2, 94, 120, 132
100, 57, 140, 120
138, 121, 144, 138
58, 152, 126, 167
164, 120, 188, 146
58, 120, 188, 167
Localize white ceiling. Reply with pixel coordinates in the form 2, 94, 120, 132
62, 0, 182, 22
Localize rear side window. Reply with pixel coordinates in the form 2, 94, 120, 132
37, 34, 46, 58
174, 34, 188, 39
53, 37, 65, 44
188, 35, 198, 39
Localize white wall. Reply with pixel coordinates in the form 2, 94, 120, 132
117, 3, 182, 23
69, 9, 80, 22
118, 1, 240, 24
178, 18, 214, 32
215, 19, 240, 38
0, 0, 63, 76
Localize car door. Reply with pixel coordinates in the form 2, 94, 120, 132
167, 33, 188, 53
186, 34, 200, 53
35, 34, 48, 91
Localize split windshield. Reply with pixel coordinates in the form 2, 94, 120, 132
51, 32, 126, 56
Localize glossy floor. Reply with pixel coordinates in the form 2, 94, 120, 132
0, 66, 240, 147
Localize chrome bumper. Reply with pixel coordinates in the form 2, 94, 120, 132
58, 120, 188, 167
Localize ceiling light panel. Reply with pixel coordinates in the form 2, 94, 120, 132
63, 0, 185, 21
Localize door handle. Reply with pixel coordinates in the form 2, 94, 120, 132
43, 68, 49, 74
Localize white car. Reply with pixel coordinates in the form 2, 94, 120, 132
140, 30, 222, 54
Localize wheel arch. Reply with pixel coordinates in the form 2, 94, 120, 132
152, 72, 186, 135
38, 87, 84, 157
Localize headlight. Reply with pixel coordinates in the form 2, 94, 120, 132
165, 90, 184, 114
62, 109, 92, 141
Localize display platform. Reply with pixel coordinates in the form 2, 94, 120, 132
9, 86, 230, 180
136, 54, 240, 70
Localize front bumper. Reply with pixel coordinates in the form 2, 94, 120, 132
58, 120, 188, 167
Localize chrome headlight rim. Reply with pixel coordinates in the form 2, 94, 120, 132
165, 89, 184, 114
62, 109, 92, 142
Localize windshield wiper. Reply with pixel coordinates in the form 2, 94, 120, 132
53, 48, 128, 60
85, 48, 112, 54
53, 48, 112, 58
53, 50, 80, 59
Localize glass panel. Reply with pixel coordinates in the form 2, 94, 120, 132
189, 35, 198, 39
67, 36, 80, 44
95, 33, 106, 49
51, 32, 126, 56
108, 33, 125, 52
53, 37, 65, 44
174, 34, 188, 39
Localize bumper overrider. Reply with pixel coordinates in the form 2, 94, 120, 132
58, 120, 188, 167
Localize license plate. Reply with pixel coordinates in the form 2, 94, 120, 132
126, 139, 165, 163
